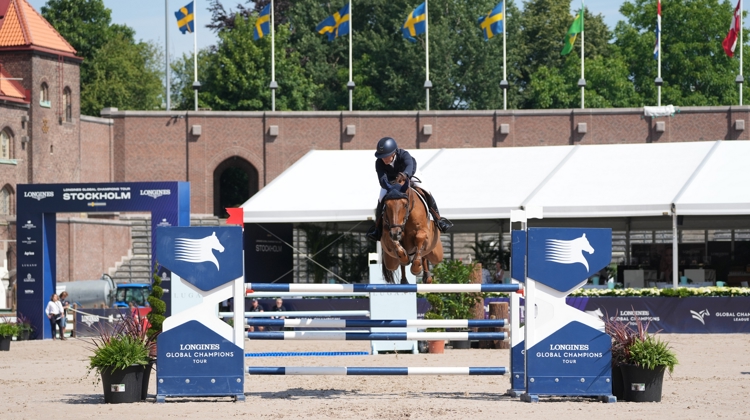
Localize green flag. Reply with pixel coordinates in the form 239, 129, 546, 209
561, 10, 583, 56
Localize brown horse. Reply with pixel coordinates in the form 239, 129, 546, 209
380, 175, 444, 284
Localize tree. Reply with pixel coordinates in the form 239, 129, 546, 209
42, 0, 163, 114
197, 14, 316, 111
615, 0, 748, 106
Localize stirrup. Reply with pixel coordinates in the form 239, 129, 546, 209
437, 217, 453, 233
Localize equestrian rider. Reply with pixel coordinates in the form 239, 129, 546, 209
366, 137, 453, 242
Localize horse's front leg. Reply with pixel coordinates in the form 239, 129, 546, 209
421, 257, 433, 284
400, 265, 409, 284
410, 230, 427, 276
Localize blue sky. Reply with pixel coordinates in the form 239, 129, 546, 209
25, 1, 742, 59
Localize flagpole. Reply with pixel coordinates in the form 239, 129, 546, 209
165, 0, 171, 111
657, 0, 662, 107
271, 0, 277, 112
348, 0, 354, 111
425, 0, 432, 111
502, 0, 507, 111
740, 0, 744, 106
580, 1, 585, 110
192, 0, 199, 111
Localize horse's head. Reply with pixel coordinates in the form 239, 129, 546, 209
209, 232, 225, 253
578, 233, 594, 255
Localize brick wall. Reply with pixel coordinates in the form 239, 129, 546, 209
55, 217, 131, 283
79, 116, 113, 182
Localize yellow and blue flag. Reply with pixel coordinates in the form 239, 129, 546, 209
402, 3, 426, 43
316, 4, 350, 41
478, 2, 503, 41
254, 3, 271, 40
175, 1, 195, 34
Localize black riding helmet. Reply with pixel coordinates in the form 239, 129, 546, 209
375, 137, 398, 159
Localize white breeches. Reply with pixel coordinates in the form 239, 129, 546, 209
378, 170, 428, 202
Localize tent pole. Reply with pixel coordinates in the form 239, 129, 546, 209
672, 206, 678, 289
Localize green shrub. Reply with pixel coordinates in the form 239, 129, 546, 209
628, 335, 678, 374
0, 319, 20, 337
425, 260, 481, 321
147, 263, 166, 340
89, 335, 150, 373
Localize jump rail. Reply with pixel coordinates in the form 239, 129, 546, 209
246, 283, 521, 293
220, 310, 371, 318
247, 367, 507, 375
246, 331, 507, 341
245, 319, 508, 328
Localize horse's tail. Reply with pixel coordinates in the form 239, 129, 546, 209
382, 264, 395, 284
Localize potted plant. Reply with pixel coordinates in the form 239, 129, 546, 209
15, 313, 33, 341
88, 317, 151, 403
426, 260, 481, 350
0, 316, 20, 351
605, 312, 677, 402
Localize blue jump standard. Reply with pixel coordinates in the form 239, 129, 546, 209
247, 367, 507, 375
245, 319, 508, 328
246, 332, 507, 340
246, 283, 520, 293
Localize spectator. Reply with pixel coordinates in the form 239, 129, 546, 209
269, 298, 287, 331
59, 291, 70, 339
494, 262, 505, 284
45, 293, 64, 340
247, 299, 264, 332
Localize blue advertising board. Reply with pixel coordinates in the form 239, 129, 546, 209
16, 182, 190, 339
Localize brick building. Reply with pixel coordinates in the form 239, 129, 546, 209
1, 0, 749, 305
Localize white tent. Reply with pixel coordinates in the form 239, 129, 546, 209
242, 140, 750, 224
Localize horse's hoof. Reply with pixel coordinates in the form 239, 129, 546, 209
400, 278, 409, 285
410, 265, 422, 276
424, 276, 433, 284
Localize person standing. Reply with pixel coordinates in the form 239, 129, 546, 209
59, 291, 70, 339
45, 293, 64, 340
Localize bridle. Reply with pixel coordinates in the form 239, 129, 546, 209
383, 187, 413, 233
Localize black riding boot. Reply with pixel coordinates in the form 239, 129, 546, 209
423, 192, 453, 233
366, 200, 385, 242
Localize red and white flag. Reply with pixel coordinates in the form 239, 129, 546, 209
723, 0, 741, 57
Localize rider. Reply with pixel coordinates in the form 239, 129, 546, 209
366, 137, 453, 242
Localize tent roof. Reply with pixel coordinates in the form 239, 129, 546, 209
242, 140, 750, 225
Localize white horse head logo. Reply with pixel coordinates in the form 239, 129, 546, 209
175, 232, 225, 270
546, 233, 595, 272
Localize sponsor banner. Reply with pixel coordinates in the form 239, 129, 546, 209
156, 227, 243, 291
570, 296, 750, 333
528, 228, 612, 293
157, 320, 244, 397
244, 223, 293, 283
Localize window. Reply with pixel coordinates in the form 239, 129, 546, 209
0, 130, 10, 159
0, 187, 10, 215
63, 87, 72, 122
40, 83, 50, 108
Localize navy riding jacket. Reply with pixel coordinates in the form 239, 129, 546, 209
375, 148, 416, 190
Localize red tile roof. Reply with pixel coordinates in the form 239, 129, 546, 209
0, 0, 77, 56
0, 65, 28, 103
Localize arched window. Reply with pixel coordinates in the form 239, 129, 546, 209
40, 83, 50, 107
0, 129, 10, 160
0, 186, 10, 215
63, 87, 72, 122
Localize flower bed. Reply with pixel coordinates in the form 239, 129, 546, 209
570, 286, 750, 298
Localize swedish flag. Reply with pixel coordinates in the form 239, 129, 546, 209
254, 3, 271, 40
402, 2, 426, 43
316, 4, 350, 42
175, 1, 195, 34
478, 2, 503, 41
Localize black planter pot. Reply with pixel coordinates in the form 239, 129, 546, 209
450, 340, 471, 349
100, 365, 144, 404
0, 335, 10, 351
611, 365, 625, 401
620, 364, 666, 402
141, 363, 154, 401
17, 330, 30, 341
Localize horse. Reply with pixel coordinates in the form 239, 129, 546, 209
546, 233, 594, 272
379, 174, 444, 284
175, 231, 225, 270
